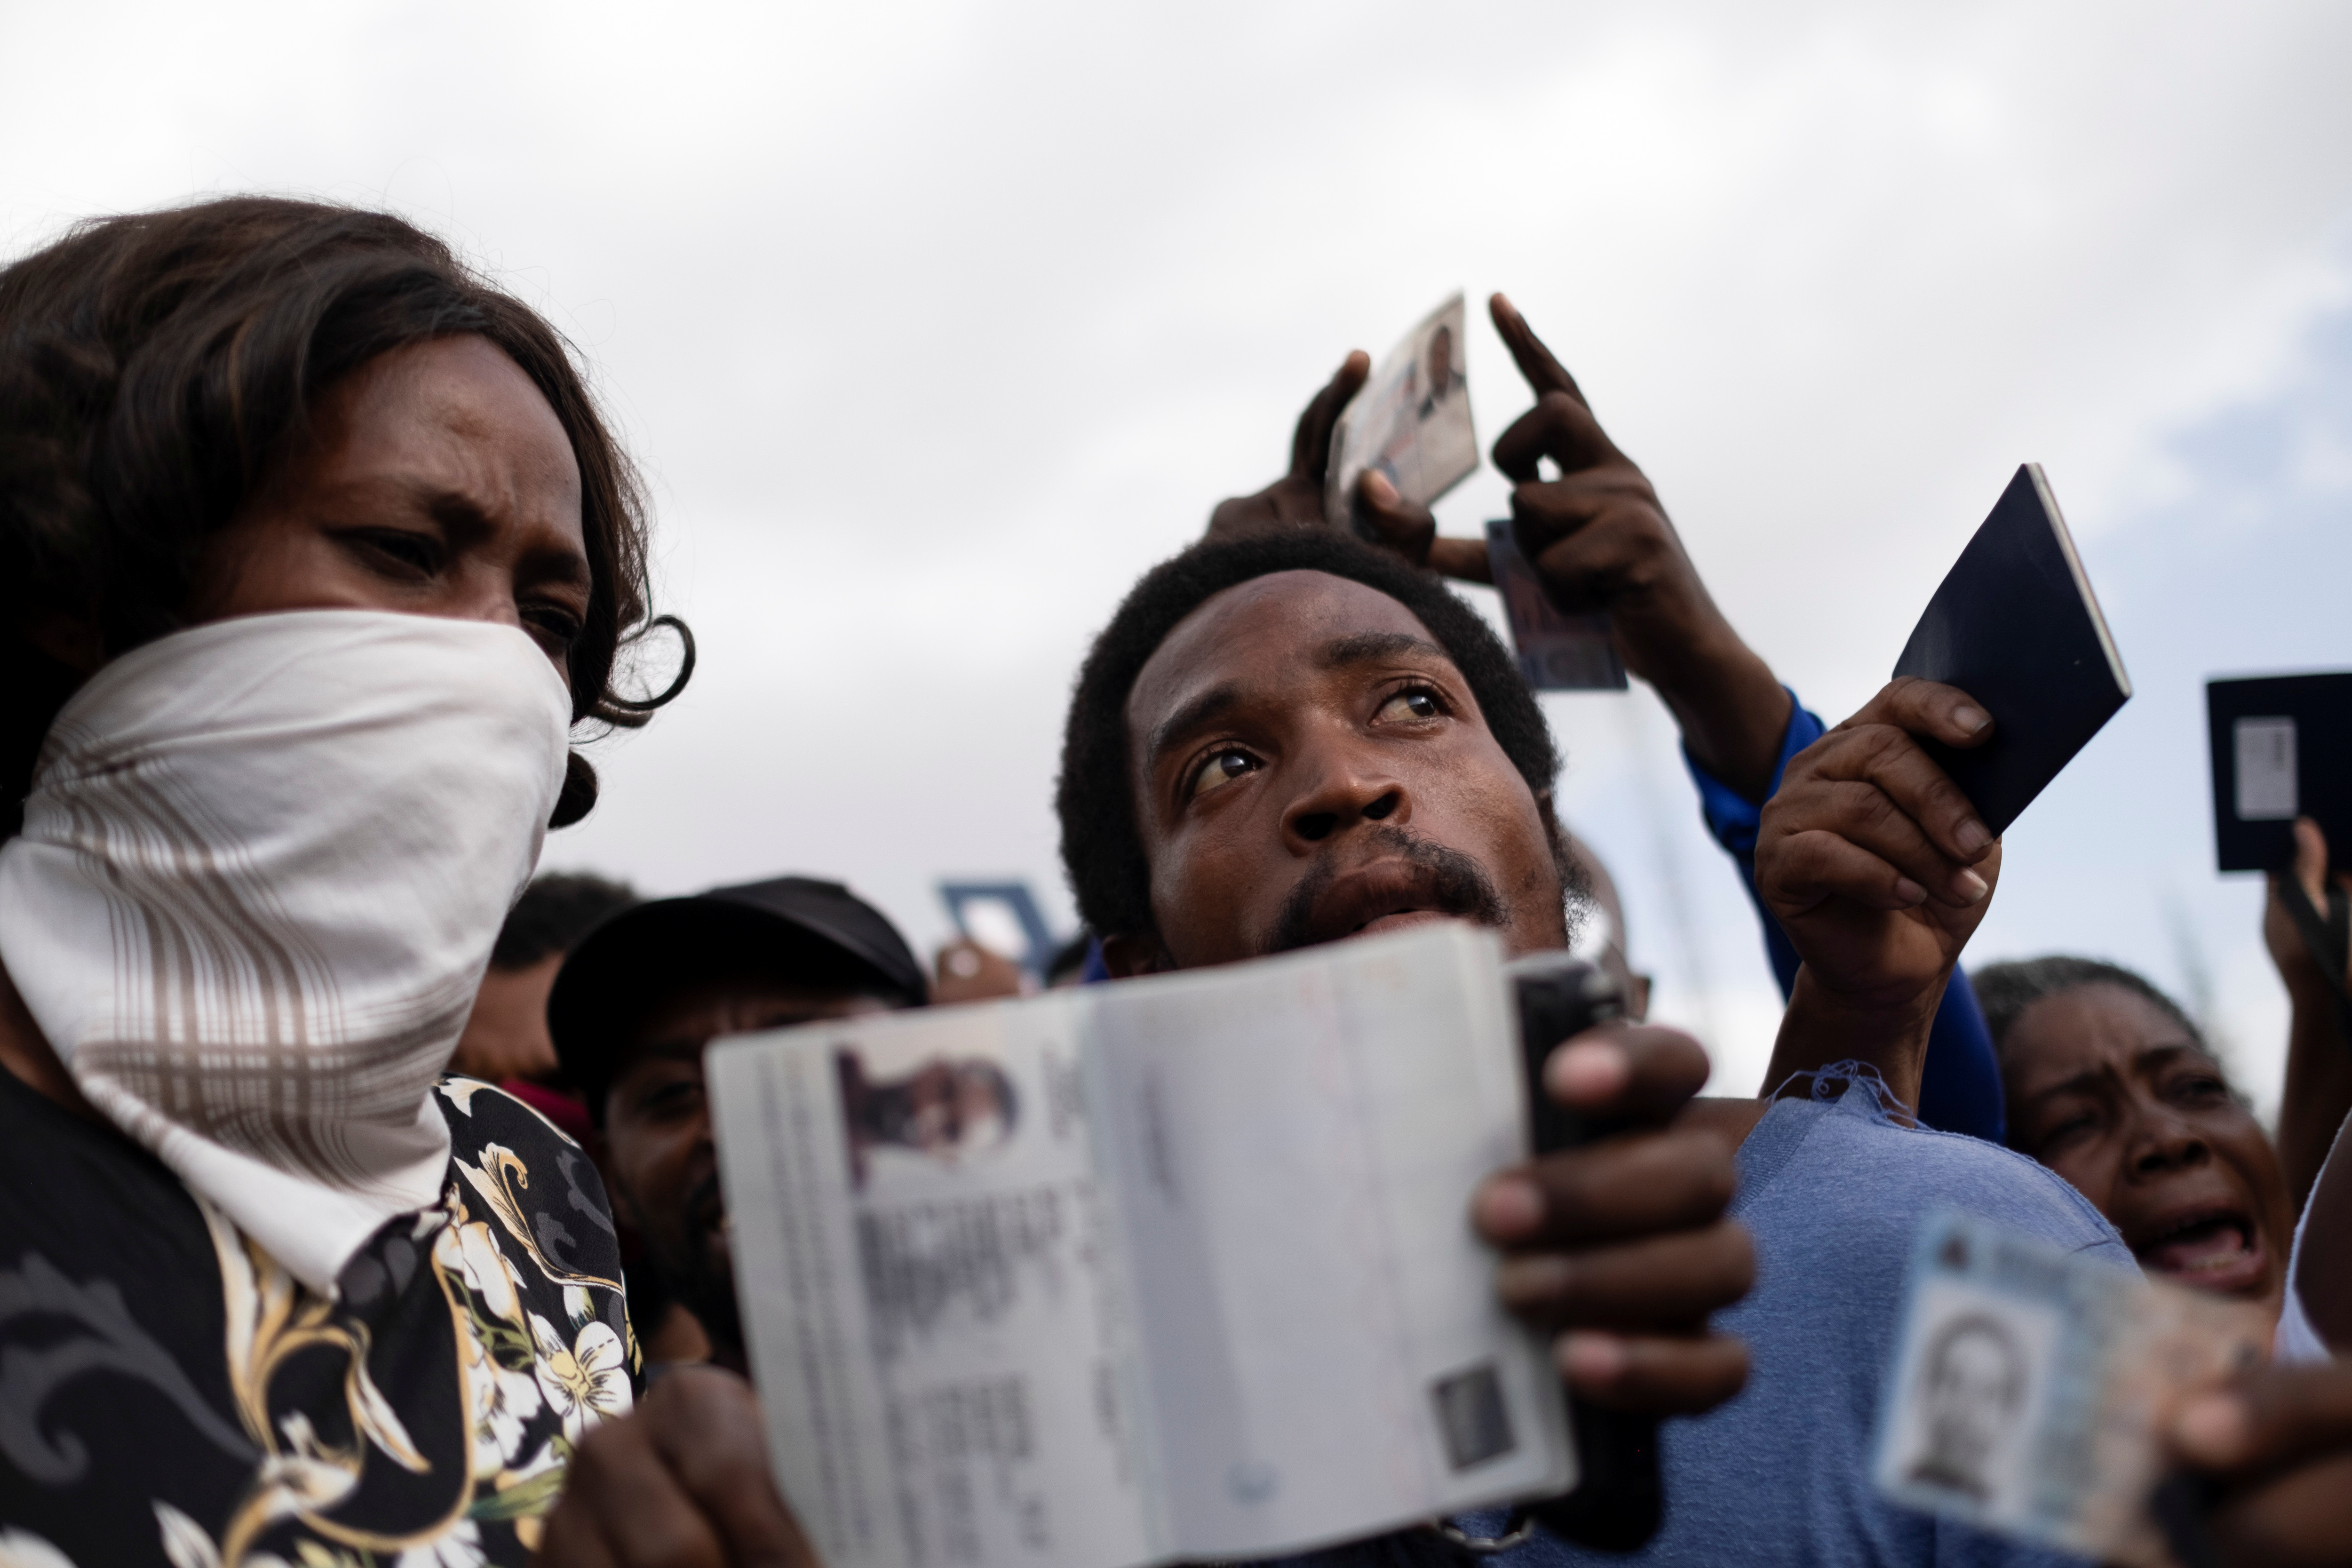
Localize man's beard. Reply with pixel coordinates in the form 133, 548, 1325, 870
646, 1170, 742, 1360
1264, 825, 1508, 954
1260, 823, 1593, 957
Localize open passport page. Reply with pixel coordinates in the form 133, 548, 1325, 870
708, 923, 1574, 1568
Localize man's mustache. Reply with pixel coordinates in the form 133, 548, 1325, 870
1265, 826, 1509, 955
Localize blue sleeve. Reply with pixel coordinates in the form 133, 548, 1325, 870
1682, 691, 2006, 1143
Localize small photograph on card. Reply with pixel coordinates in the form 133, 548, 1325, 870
1874, 1211, 2266, 1566
1325, 293, 1479, 529
834, 1041, 1024, 1191
1880, 1276, 2057, 1516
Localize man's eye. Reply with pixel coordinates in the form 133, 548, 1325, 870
1375, 688, 1443, 723
1187, 748, 1258, 799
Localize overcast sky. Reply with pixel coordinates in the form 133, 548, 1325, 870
7, 0, 2348, 1101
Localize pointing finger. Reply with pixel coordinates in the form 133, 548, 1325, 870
1490, 293, 1590, 408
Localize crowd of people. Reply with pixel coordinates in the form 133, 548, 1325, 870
0, 195, 2347, 1568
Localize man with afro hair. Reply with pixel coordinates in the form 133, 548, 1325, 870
1051, 297, 2128, 1568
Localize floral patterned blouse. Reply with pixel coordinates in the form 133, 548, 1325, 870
0, 1070, 637, 1567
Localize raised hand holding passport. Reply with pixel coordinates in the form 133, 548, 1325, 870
1754, 678, 2000, 1109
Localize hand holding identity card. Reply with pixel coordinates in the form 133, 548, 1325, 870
1875, 1211, 2266, 1566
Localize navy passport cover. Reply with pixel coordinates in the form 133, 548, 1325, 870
1891, 465, 2130, 837
2206, 674, 2352, 874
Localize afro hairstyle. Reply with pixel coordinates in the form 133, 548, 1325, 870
1056, 530, 1565, 947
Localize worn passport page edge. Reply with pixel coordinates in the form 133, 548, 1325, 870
2026, 463, 2131, 700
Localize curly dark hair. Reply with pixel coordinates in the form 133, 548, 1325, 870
0, 195, 689, 836
1971, 955, 2205, 1061
1056, 531, 1565, 947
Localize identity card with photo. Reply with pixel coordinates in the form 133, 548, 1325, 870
1325, 292, 1480, 531
1874, 1210, 2267, 1567
707, 923, 1574, 1568
1485, 521, 1629, 692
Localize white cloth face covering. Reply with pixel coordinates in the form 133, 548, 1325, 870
0, 609, 571, 1292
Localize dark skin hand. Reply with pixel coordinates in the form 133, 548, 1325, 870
1110, 567, 1751, 1416
2265, 817, 2352, 1214
2168, 1360, 2352, 1568
1753, 677, 2000, 1109
1475, 1028, 1753, 1412
538, 1364, 816, 1568
2002, 984, 2290, 1313
1208, 293, 1792, 799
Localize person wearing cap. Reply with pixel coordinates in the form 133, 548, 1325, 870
549, 875, 927, 1372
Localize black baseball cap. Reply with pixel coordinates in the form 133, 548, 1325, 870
548, 875, 927, 1121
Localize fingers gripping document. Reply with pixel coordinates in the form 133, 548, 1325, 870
708, 925, 1573, 1568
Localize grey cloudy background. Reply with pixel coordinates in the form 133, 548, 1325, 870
7, 1, 2349, 1104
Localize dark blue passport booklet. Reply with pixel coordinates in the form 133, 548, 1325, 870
1891, 464, 2130, 837
2206, 673, 2352, 874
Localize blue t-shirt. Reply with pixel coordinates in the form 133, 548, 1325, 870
1271, 1069, 2133, 1568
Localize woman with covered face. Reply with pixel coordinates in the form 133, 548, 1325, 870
0, 199, 803, 1568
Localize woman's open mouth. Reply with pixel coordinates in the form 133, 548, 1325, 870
2132, 1207, 2267, 1296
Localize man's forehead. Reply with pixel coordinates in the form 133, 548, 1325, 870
1126, 570, 1450, 733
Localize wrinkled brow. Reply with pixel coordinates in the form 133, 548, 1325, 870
1316, 631, 1450, 669
2023, 1042, 2206, 1108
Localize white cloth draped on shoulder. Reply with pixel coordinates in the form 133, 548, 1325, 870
0, 610, 570, 1292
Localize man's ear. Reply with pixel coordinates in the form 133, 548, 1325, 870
1097, 932, 1169, 979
